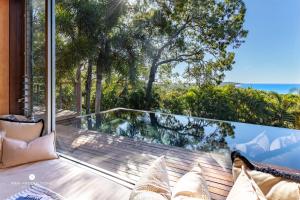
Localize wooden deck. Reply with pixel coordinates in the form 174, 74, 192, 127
56, 124, 233, 200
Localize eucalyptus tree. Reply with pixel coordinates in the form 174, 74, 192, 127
184, 53, 235, 86
57, 0, 143, 114
69, 0, 104, 114
56, 0, 128, 114
92, 0, 129, 113
56, 0, 100, 113
111, 28, 142, 86
131, 0, 248, 109
85, 59, 93, 114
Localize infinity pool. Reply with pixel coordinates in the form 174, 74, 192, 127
60, 108, 300, 170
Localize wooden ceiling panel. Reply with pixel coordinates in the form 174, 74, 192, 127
0, 0, 10, 115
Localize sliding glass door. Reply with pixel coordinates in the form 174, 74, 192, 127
24, 0, 56, 133
25, 0, 46, 118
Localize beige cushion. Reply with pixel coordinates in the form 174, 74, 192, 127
172, 164, 211, 200
0, 119, 43, 142
130, 156, 171, 200
227, 166, 267, 200
1, 132, 58, 168
232, 157, 300, 200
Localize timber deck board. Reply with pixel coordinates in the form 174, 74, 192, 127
56, 124, 233, 200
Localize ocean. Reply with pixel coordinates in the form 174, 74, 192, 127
237, 84, 300, 94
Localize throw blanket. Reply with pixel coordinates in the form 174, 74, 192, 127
7, 184, 65, 200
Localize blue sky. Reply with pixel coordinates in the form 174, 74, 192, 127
175, 0, 300, 84
224, 0, 300, 84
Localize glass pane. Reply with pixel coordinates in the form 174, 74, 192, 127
55, 0, 300, 176
25, 0, 47, 122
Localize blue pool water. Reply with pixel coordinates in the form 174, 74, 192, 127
61, 108, 300, 170
238, 83, 300, 94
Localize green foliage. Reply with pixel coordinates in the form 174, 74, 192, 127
159, 85, 300, 129
30, 0, 299, 130
160, 89, 186, 114
54, 0, 249, 110
91, 78, 300, 129
100, 77, 160, 111
128, 0, 248, 107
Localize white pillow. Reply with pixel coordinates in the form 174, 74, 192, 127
172, 164, 211, 200
227, 166, 267, 200
130, 156, 171, 200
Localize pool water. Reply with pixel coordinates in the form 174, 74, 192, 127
61, 108, 300, 170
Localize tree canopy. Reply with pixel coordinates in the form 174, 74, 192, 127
29, 0, 300, 130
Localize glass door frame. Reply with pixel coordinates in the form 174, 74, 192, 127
46, 0, 56, 133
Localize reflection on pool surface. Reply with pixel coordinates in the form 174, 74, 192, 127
61, 108, 300, 170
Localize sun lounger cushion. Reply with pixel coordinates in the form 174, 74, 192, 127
232, 151, 300, 200
0, 118, 44, 142
172, 164, 211, 200
226, 166, 267, 200
130, 156, 171, 200
0, 132, 58, 168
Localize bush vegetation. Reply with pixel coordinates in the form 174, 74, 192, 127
30, 0, 300, 129
82, 78, 300, 129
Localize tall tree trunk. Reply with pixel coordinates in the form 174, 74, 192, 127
95, 72, 102, 130
75, 65, 82, 114
95, 40, 111, 114
149, 112, 158, 126
87, 115, 93, 129
85, 60, 92, 114
145, 62, 159, 110
95, 55, 104, 129
59, 83, 63, 110
144, 23, 188, 110
95, 67, 103, 114
128, 49, 136, 85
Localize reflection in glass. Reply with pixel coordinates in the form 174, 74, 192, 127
25, 0, 46, 119
58, 108, 300, 170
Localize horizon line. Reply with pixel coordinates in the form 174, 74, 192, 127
223, 82, 300, 85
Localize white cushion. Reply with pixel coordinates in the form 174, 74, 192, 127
172, 164, 211, 200
227, 166, 267, 200
130, 156, 171, 200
